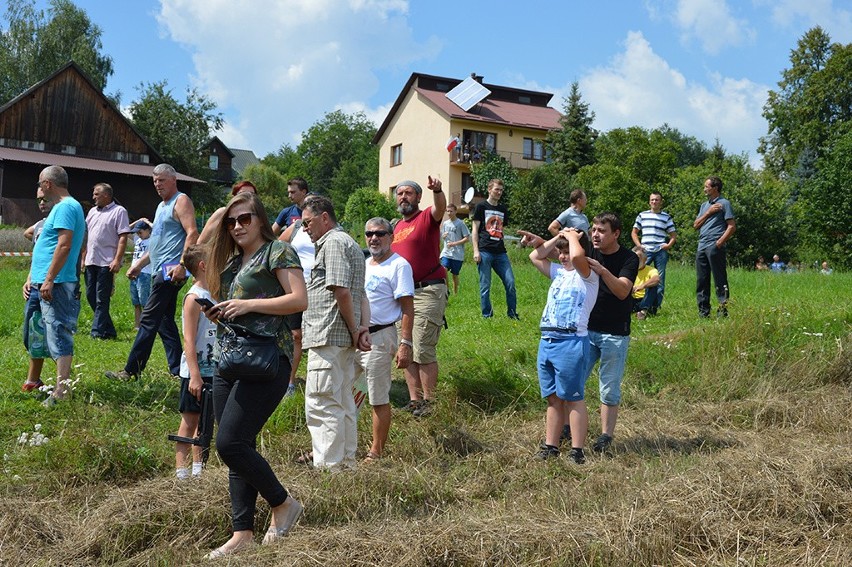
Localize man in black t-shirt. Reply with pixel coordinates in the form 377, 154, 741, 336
471, 179, 518, 319
582, 212, 639, 454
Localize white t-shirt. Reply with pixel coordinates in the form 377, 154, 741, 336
364, 252, 414, 326
540, 263, 599, 336
440, 218, 470, 261
290, 222, 315, 282
132, 235, 152, 275
179, 285, 218, 378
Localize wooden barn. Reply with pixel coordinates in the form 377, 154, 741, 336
0, 61, 200, 227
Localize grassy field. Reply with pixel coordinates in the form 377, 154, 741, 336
0, 249, 849, 566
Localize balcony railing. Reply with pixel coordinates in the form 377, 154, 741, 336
450, 149, 547, 170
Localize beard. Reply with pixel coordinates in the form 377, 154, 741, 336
397, 201, 417, 216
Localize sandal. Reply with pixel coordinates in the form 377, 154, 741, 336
21, 378, 44, 392
295, 450, 313, 465
362, 451, 381, 464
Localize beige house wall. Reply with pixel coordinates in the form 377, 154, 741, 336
377, 89, 453, 212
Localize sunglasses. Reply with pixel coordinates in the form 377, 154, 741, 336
37, 197, 48, 204
224, 212, 255, 231
365, 230, 389, 238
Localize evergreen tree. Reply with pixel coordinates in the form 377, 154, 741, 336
546, 82, 597, 174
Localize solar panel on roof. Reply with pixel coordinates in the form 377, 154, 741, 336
445, 76, 491, 112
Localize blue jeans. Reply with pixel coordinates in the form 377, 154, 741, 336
124, 273, 184, 376
586, 331, 630, 406
39, 282, 81, 358
130, 272, 151, 308
633, 286, 659, 312
644, 248, 668, 309
478, 251, 517, 318
214, 357, 290, 531
85, 265, 117, 338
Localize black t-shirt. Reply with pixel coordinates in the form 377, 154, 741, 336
588, 246, 640, 336
473, 201, 509, 254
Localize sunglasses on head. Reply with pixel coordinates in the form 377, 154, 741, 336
365, 230, 389, 238
224, 212, 255, 231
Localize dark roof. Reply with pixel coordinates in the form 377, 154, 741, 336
373, 72, 562, 144
205, 136, 235, 157
0, 145, 202, 182
231, 148, 260, 175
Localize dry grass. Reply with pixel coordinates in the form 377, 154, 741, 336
1, 384, 849, 566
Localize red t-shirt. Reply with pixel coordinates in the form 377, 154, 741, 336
392, 207, 447, 283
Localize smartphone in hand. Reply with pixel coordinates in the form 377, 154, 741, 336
194, 297, 216, 309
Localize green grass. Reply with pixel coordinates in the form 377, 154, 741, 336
0, 250, 850, 565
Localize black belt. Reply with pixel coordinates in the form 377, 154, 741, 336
414, 279, 444, 289
540, 326, 578, 335
368, 323, 394, 334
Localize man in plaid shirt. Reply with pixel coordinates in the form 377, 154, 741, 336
301, 196, 369, 470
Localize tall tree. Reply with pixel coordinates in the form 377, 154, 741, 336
546, 82, 597, 174
0, 0, 113, 104
759, 27, 852, 177
128, 80, 223, 180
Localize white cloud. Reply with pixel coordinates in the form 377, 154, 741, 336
580, 31, 769, 162
671, 0, 756, 54
762, 0, 852, 42
157, 0, 439, 155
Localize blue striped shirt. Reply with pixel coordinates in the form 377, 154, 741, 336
633, 210, 676, 252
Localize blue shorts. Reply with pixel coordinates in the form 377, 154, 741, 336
39, 282, 81, 358
130, 272, 152, 307
179, 375, 213, 413
23, 285, 42, 351
537, 334, 590, 401
440, 257, 463, 275
586, 331, 630, 405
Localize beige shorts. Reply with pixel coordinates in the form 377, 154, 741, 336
411, 283, 447, 365
356, 326, 397, 406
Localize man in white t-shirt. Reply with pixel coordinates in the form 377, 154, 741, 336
439, 203, 470, 294
357, 217, 414, 462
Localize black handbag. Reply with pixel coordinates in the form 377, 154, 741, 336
217, 322, 280, 381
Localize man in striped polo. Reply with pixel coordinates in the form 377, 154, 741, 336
630, 192, 676, 315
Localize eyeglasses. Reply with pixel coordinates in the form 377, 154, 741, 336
301, 215, 316, 228
37, 197, 47, 204
365, 230, 389, 238
224, 212, 255, 231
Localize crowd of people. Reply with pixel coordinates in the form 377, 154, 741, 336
25, 162, 812, 557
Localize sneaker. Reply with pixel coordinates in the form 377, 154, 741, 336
22, 378, 45, 392
592, 433, 613, 454
402, 400, 423, 413
284, 383, 297, 398
412, 400, 434, 418
567, 447, 586, 464
559, 424, 572, 446
534, 443, 560, 461
636, 310, 647, 320
104, 369, 135, 381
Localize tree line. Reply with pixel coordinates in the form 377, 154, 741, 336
1, 2, 847, 268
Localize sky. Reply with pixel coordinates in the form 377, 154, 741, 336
20, 0, 852, 165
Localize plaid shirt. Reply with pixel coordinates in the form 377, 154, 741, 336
303, 227, 365, 348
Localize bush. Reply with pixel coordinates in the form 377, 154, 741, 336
343, 187, 397, 234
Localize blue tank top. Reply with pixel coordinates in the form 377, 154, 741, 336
149, 191, 186, 273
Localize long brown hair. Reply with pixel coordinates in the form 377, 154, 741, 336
206, 192, 275, 299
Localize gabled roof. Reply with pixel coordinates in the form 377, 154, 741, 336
0, 61, 165, 163
373, 72, 562, 144
231, 148, 260, 175
205, 136, 235, 158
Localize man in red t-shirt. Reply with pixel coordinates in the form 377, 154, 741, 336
391, 177, 446, 417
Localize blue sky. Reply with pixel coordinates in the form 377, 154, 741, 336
22, 1, 852, 164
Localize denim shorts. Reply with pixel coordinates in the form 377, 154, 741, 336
39, 281, 81, 358
440, 257, 464, 275
130, 272, 152, 307
23, 285, 42, 350
586, 331, 630, 406
537, 334, 590, 401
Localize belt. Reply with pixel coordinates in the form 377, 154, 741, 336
368, 323, 394, 334
540, 326, 578, 335
413, 279, 444, 290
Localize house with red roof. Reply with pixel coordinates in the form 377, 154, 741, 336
373, 72, 561, 209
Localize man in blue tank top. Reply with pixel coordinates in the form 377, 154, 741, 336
106, 164, 198, 380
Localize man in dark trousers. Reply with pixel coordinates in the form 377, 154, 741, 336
693, 176, 736, 318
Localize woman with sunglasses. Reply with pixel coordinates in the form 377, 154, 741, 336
203, 192, 307, 559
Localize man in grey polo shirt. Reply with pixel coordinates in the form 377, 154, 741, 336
693, 176, 736, 318
301, 195, 368, 470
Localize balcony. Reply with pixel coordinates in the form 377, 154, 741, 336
449, 148, 547, 170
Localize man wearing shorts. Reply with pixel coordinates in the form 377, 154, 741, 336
29, 166, 86, 406
357, 217, 414, 461
439, 203, 469, 295
584, 212, 639, 454
391, 177, 447, 418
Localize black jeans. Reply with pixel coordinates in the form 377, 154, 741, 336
124, 273, 183, 376
695, 244, 729, 315
85, 265, 116, 338
213, 356, 290, 532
